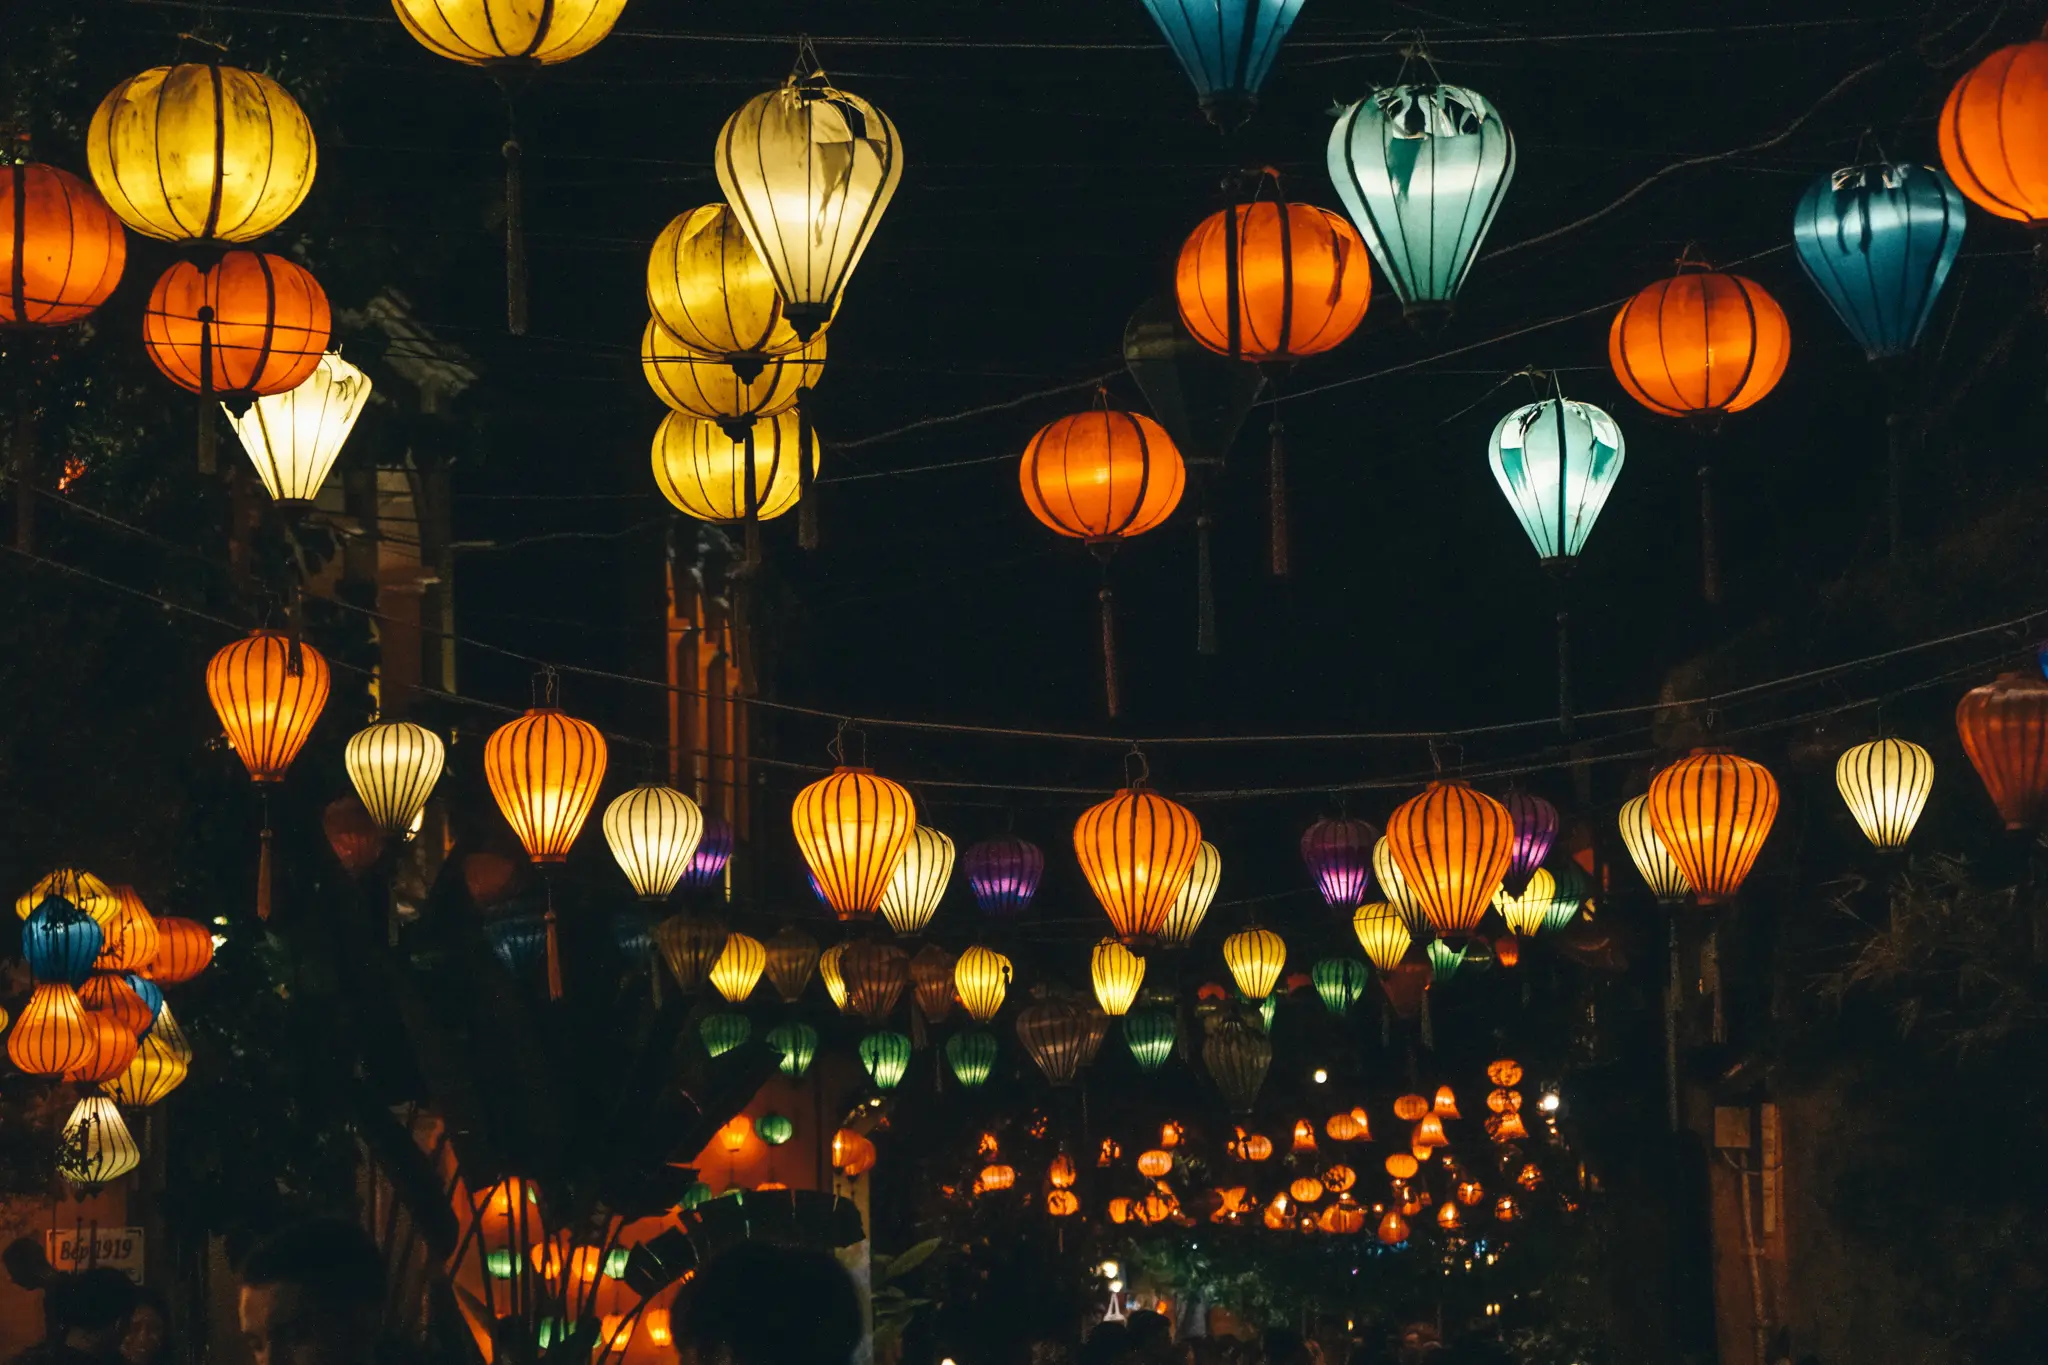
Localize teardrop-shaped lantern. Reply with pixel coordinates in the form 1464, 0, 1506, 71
1645, 749, 1780, 903
1488, 395, 1625, 563
228, 352, 372, 503
1223, 927, 1285, 1000
910, 943, 958, 1022
709, 931, 766, 1004
1384, 782, 1514, 938
23, 899, 103, 986
58, 1096, 141, 1193
207, 630, 331, 783
859, 1031, 912, 1091
9, 983, 92, 1077
1371, 836, 1427, 931
765, 1021, 818, 1078
1609, 266, 1790, 419
837, 940, 909, 1025
1351, 901, 1412, 974
653, 912, 728, 993
1327, 83, 1515, 326
345, 719, 446, 838
700, 1012, 751, 1058
93, 892, 160, 976
1124, 1008, 1177, 1071
763, 926, 820, 1002
1793, 163, 1966, 360
1300, 817, 1378, 911
1499, 791, 1559, 898
1203, 1006, 1272, 1112
954, 945, 1013, 1024
1159, 840, 1223, 948
602, 785, 705, 901
484, 705, 608, 863
1492, 867, 1556, 938
714, 72, 904, 340
1618, 794, 1691, 902
1090, 939, 1147, 1017
1938, 28, 2048, 225
1312, 957, 1368, 1015
1426, 939, 1467, 982
1015, 999, 1090, 1086
963, 836, 1045, 918
15, 869, 118, 925
1956, 672, 2048, 830
1175, 181, 1372, 362
104, 1026, 188, 1107
64, 1010, 140, 1085
879, 825, 955, 937
1835, 739, 1934, 849
1075, 786, 1204, 944
0, 162, 126, 326
1138, 0, 1307, 129
946, 1030, 997, 1088
793, 767, 918, 922
1543, 864, 1590, 933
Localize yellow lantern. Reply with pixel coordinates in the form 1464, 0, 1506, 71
1618, 794, 1690, 902
16, 869, 118, 925
879, 825, 955, 937
1222, 927, 1285, 1000
1046, 1189, 1080, 1218
954, 945, 1013, 1023
344, 719, 446, 839
653, 410, 818, 524
1835, 739, 1934, 850
642, 318, 823, 428
483, 705, 609, 864
1090, 938, 1147, 1016
391, 0, 626, 65
88, 64, 316, 243
819, 941, 850, 1011
792, 767, 919, 921
1049, 1153, 1078, 1189
226, 352, 371, 503
1371, 837, 1428, 930
1646, 749, 1780, 904
1136, 1148, 1174, 1179
104, 1027, 189, 1107
603, 786, 705, 902
1159, 840, 1221, 947
1074, 785, 1203, 943
646, 204, 816, 370
1493, 866, 1555, 937
709, 932, 767, 1004
57, 1096, 141, 1193
95, 890, 160, 974
1351, 901, 1412, 974
1385, 782, 1515, 938
1433, 1086, 1461, 1119
714, 73, 904, 339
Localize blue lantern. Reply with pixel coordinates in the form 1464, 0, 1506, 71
1328, 84, 1516, 324
1792, 163, 1966, 362
1139, 0, 1308, 129
485, 916, 547, 976
1488, 396, 1625, 565
678, 816, 733, 893
125, 973, 165, 1038
24, 897, 102, 986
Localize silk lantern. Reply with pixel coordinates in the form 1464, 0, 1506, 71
763, 926, 820, 1002
792, 766, 918, 921
709, 932, 766, 1004
700, 1012, 750, 1058
58, 1096, 141, 1193
1160, 840, 1222, 948
653, 409, 817, 525
147, 918, 215, 984
94, 890, 160, 976
765, 1021, 818, 1078
963, 836, 1044, 917
1618, 794, 1691, 902
680, 816, 734, 892
1493, 867, 1556, 938
1499, 790, 1559, 898
602, 785, 705, 901
105, 1028, 188, 1106
655, 912, 728, 993
9, 983, 91, 1077
1351, 901, 1411, 973
485, 699, 608, 997
64, 1011, 139, 1086
1203, 1007, 1272, 1112
345, 719, 445, 839
1371, 836, 1428, 931
837, 940, 909, 1024
15, 869, 118, 925
1300, 816, 1378, 910
145, 252, 331, 404
946, 1031, 997, 1088
1793, 164, 1966, 360
641, 318, 823, 432
1312, 957, 1368, 1014
1090, 939, 1147, 1017
954, 945, 1013, 1023
879, 825, 954, 937
1175, 179, 1372, 363
1384, 781, 1514, 938
646, 205, 814, 375
1015, 1000, 1091, 1086
1956, 673, 2048, 830
1610, 266, 1790, 419
23, 899, 102, 986
1075, 784, 1203, 943
817, 940, 848, 1010
209, 629, 331, 921
1938, 27, 2048, 224
1488, 395, 1626, 564
1835, 739, 1934, 849
1645, 750, 1780, 903
0, 162, 125, 326
910, 943, 958, 1022
227, 352, 372, 504
860, 1031, 911, 1091
1138, 0, 1307, 129
1124, 1008, 1177, 1071
1222, 927, 1285, 1000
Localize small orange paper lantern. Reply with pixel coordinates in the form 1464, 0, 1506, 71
1049, 1153, 1077, 1189
831, 1129, 877, 1178
1487, 1058, 1524, 1087
1456, 1179, 1486, 1206
1020, 408, 1186, 544
144, 252, 331, 404
979, 1164, 1016, 1193
1074, 785, 1203, 943
1645, 749, 1780, 904
1939, 27, 2048, 224
484, 705, 609, 864
1956, 673, 2048, 830
1384, 781, 1514, 938
1231, 1132, 1273, 1162
1437, 1201, 1463, 1230
1385, 1152, 1419, 1180
1108, 1197, 1133, 1224
1609, 266, 1789, 420
147, 917, 215, 984
1376, 1210, 1409, 1245
792, 767, 918, 921
1, 163, 126, 326
1291, 1118, 1318, 1154
206, 631, 331, 784
1289, 1176, 1325, 1204
1392, 1093, 1430, 1123
1175, 175, 1372, 363
1325, 1112, 1366, 1143
1493, 934, 1521, 968
1046, 1189, 1080, 1217
8, 983, 91, 1077
1433, 1085, 1461, 1119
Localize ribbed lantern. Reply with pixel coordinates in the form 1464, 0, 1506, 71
484, 705, 608, 864
714, 72, 903, 339
23, 899, 103, 986
228, 352, 372, 503
818, 941, 848, 1010
151, 1003, 194, 1068
1488, 396, 1626, 564
954, 945, 1013, 1024
1618, 794, 1691, 902
1312, 957, 1368, 1015
963, 836, 1044, 917
602, 786, 705, 902
1203, 1007, 1272, 1113
1351, 901, 1412, 973
647, 205, 814, 373
1328, 83, 1515, 324
879, 825, 955, 937
16, 870, 118, 925
1222, 927, 1285, 1000
1089, 939, 1147, 1017
763, 926, 820, 1002
81, 973, 154, 1036
765, 1021, 818, 1078
699, 1013, 751, 1058
1138, 0, 1306, 128
1646, 750, 1781, 904
1499, 791, 1559, 898
392, 0, 626, 65
680, 816, 734, 892
653, 410, 818, 524
946, 1031, 997, 1088
1159, 840, 1223, 948
1956, 673, 2048, 830
642, 319, 823, 433
207, 631, 331, 783
910, 943, 958, 1022
8, 983, 92, 1077
0, 162, 126, 326
837, 941, 909, 1024
1544, 864, 1590, 933
1939, 27, 2048, 225
1426, 939, 1466, 982
1371, 837, 1427, 931
1175, 185, 1372, 362
1384, 782, 1515, 938
1835, 739, 1935, 849
1075, 785, 1203, 943
709, 932, 767, 1004
145, 253, 332, 406
344, 720, 446, 839
1610, 267, 1790, 419
146, 918, 215, 985
1300, 817, 1379, 910
653, 912, 728, 993
793, 767, 918, 922
1021, 408, 1186, 544
58, 1096, 141, 1193
1123, 1008, 1177, 1071
104, 1027, 188, 1107
1793, 164, 1967, 360
1015, 1000, 1091, 1086
859, 1031, 912, 1091
1493, 867, 1556, 938
65, 1011, 140, 1086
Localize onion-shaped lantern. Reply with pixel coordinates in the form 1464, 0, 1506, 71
910, 943, 958, 1022
226, 352, 373, 504
1371, 837, 1427, 931
714, 72, 903, 340
602, 785, 703, 902
859, 1031, 912, 1091
9, 983, 91, 1077
1836, 739, 1934, 849
1124, 1008, 1177, 1071
1384, 781, 1514, 938
57, 1096, 141, 1193
1222, 927, 1285, 1000
653, 912, 728, 993
1015, 1000, 1091, 1086
23, 899, 103, 986
1609, 266, 1790, 419
151, 1004, 194, 1068
1350, 901, 1412, 974
344, 719, 445, 839
1160, 840, 1222, 948
709, 932, 766, 1004
1075, 784, 1203, 943
1488, 395, 1626, 564
1645, 749, 1781, 903
1312, 957, 1368, 1015
484, 704, 608, 864
88, 64, 315, 243
963, 836, 1044, 917
765, 1021, 818, 1078
391, 0, 626, 65
793, 767, 918, 921
653, 410, 818, 525
879, 825, 954, 937
1137, 0, 1306, 129
642, 319, 823, 431
754, 1113, 794, 1147
146, 918, 215, 985
699, 1012, 751, 1058
15, 870, 118, 925
1956, 673, 2048, 830
1327, 82, 1515, 325
104, 1026, 188, 1107
954, 945, 1013, 1023
1202, 1006, 1272, 1112
1, 162, 125, 326
1793, 164, 1967, 359
208, 630, 331, 784
93, 892, 159, 977
1500, 791, 1559, 898
145, 253, 332, 408
64, 1010, 139, 1087
1090, 939, 1147, 1017
1939, 28, 2048, 224
680, 816, 734, 892
763, 926, 820, 1002
1618, 794, 1691, 902
837, 940, 909, 1024
1175, 180, 1372, 362
945, 1030, 997, 1088
1300, 817, 1378, 910
817, 941, 848, 1010
1493, 867, 1555, 938
646, 205, 815, 374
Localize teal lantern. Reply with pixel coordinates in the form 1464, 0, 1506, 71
1425, 939, 1466, 983
1793, 163, 1966, 361
765, 1021, 818, 1078
1123, 1008, 1177, 1071
485, 1250, 515, 1280
680, 1181, 714, 1210
1138, 0, 1308, 131
1544, 863, 1591, 933
1236, 987, 1276, 1033
945, 1030, 997, 1088
1328, 83, 1516, 327
700, 1012, 751, 1057
861, 1030, 912, 1091
1311, 958, 1369, 1015
1487, 394, 1625, 566
754, 1113, 795, 1147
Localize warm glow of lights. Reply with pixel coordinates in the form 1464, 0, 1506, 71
1090, 938, 1147, 1017
1836, 738, 1935, 849
1384, 781, 1514, 938
1646, 749, 1780, 904
603, 785, 704, 900
709, 932, 767, 1004
1223, 926, 1286, 1000
792, 767, 918, 921
879, 825, 955, 936
228, 351, 370, 502
1075, 787, 1203, 943
483, 706, 609, 864
954, 945, 1013, 1023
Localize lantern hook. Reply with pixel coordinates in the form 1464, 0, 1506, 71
830, 718, 868, 769
1122, 746, 1151, 791
532, 666, 561, 710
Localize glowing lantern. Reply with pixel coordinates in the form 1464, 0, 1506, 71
1110, 1198, 1135, 1225
1794, 164, 1967, 360
1047, 1189, 1080, 1217
1377, 1211, 1409, 1245
653, 410, 817, 525
1610, 266, 1790, 419
1393, 1093, 1430, 1122
0, 162, 125, 326
1426, 939, 1465, 983
147, 918, 214, 985
714, 72, 903, 339
1433, 1086, 1461, 1119
208, 631, 331, 784
1493, 1196, 1519, 1223
1075, 785, 1203, 943
228, 351, 372, 503
963, 836, 1044, 917
1836, 739, 1934, 849
831, 1129, 876, 1177
1291, 1118, 1319, 1154
601, 785, 704, 902
9, 984, 90, 1076
680, 816, 734, 891
859, 1031, 911, 1091
1233, 1131, 1274, 1162
1323, 1164, 1357, 1194
1489, 394, 1626, 565
646, 205, 812, 373
763, 927, 820, 1003
1496, 791, 1559, 899
910, 943, 959, 1022
1124, 1008, 1177, 1071
1223, 927, 1285, 1000
63, 1010, 139, 1086
945, 1031, 997, 1088
817, 940, 848, 1010
344, 720, 445, 840
1436, 1201, 1463, 1231
765, 1021, 818, 1078
1091, 939, 1147, 1016
792, 767, 918, 922
1456, 1179, 1486, 1207
1487, 1087, 1521, 1115
699, 1013, 751, 1058
709, 932, 767, 1004
1956, 673, 2048, 830
81, 973, 153, 1037
485, 704, 608, 864
23, 900, 103, 987
1385, 782, 1514, 938
1417, 1109, 1450, 1145
1646, 749, 1780, 903
391, 0, 623, 63
57, 1096, 140, 1193
1351, 901, 1412, 973
1016, 1000, 1091, 1086
105, 1027, 187, 1107
1289, 1177, 1325, 1204
654, 913, 728, 994
1385, 1152, 1419, 1180
879, 825, 955, 937
1138, 0, 1306, 128
16, 870, 117, 926
1372, 837, 1428, 930
1050, 1154, 1078, 1189
1939, 29, 2048, 224
1492, 1111, 1529, 1142
1137, 1149, 1174, 1179
641, 317, 821, 429
1175, 178, 1371, 363
1619, 794, 1692, 903
1262, 1195, 1290, 1230
1494, 935, 1521, 968
1494, 867, 1556, 937
1160, 841, 1222, 948
954, 946, 1013, 1023
837, 941, 909, 1024
1203, 1008, 1271, 1112
1300, 816, 1379, 910
145, 253, 331, 409
1328, 82, 1516, 324
1312, 957, 1369, 1015
1517, 1162, 1544, 1190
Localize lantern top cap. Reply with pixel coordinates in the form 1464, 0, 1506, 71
831, 765, 877, 776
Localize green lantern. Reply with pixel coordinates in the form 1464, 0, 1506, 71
1426, 939, 1466, 983
1487, 394, 1626, 565
765, 1021, 818, 1078
860, 1030, 911, 1091
1123, 1008, 1177, 1071
700, 1011, 752, 1057
754, 1112, 794, 1146
680, 1181, 714, 1210
485, 1250, 514, 1280
945, 1030, 996, 1088
1235, 987, 1276, 1033
603, 1248, 630, 1279
1312, 958, 1369, 1015
1544, 863, 1590, 933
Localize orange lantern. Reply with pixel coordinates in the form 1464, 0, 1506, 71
1956, 673, 2048, 830
1384, 781, 1514, 938
1074, 783, 1203, 943
1376, 1210, 1409, 1245
1517, 1162, 1543, 1190
475, 1178, 542, 1244
80, 974, 153, 1036
831, 1129, 877, 1178
1493, 934, 1521, 969
1494, 1196, 1519, 1223
1437, 1201, 1463, 1231
1099, 1137, 1122, 1166
1, 162, 126, 326
1046, 1189, 1080, 1217
1174, 174, 1372, 363
979, 1164, 1016, 1193
909, 943, 958, 1023
1322, 1164, 1356, 1194
1261, 1195, 1291, 1230
1487, 1058, 1524, 1087
1392, 1093, 1431, 1123
1491, 1112, 1529, 1142
95, 888, 161, 974
1232, 1132, 1273, 1163
1608, 265, 1790, 419
1486, 1088, 1522, 1115
1049, 1153, 1077, 1189
1320, 1199, 1366, 1235
1289, 1176, 1325, 1204
1137, 1148, 1174, 1179
207, 630, 331, 784
1645, 749, 1779, 904
147, 917, 215, 985
1414, 1114, 1448, 1149
484, 703, 609, 866
1109, 1196, 1134, 1224
1291, 1118, 1318, 1154
63, 1009, 140, 1085
1456, 1179, 1485, 1206
1433, 1085, 1461, 1119
792, 767, 918, 921
1325, 1112, 1366, 1143
1939, 26, 2048, 224
144, 252, 330, 405
1384, 1153, 1419, 1180
8, 983, 90, 1077
1160, 1120, 1185, 1149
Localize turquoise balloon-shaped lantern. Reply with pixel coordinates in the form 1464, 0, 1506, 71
1792, 162, 1966, 362
1139, 0, 1308, 130
1488, 394, 1625, 566
1328, 83, 1515, 327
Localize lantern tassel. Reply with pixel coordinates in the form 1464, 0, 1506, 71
256, 825, 274, 922
797, 390, 819, 551
1099, 583, 1120, 719
544, 906, 563, 1001
1555, 609, 1573, 739
1419, 986, 1434, 1051
1698, 464, 1720, 605
1267, 416, 1288, 577
503, 134, 528, 336
1196, 512, 1217, 656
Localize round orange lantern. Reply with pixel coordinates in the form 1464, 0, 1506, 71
1, 162, 126, 326
484, 702, 609, 865
1322, 1164, 1356, 1194
792, 766, 918, 921
1175, 175, 1372, 363
1325, 1112, 1366, 1143
1456, 1179, 1486, 1207
1645, 749, 1780, 904
1956, 673, 2048, 830
207, 630, 331, 784
147, 917, 215, 985
1108, 1196, 1133, 1224
1392, 1093, 1431, 1123
1137, 1148, 1174, 1179
1376, 1210, 1409, 1245
1437, 1201, 1463, 1230
143, 252, 330, 406
1289, 1177, 1325, 1204
979, 1164, 1016, 1193
1384, 781, 1514, 938
1939, 26, 2048, 224
1233, 1132, 1273, 1163
831, 1129, 877, 1178
1291, 1118, 1319, 1154
1385, 1153, 1419, 1180
1487, 1058, 1524, 1087
1608, 265, 1789, 420
1320, 1199, 1365, 1235
1074, 781, 1202, 943
8, 983, 90, 1077
1486, 1088, 1522, 1115
1046, 1189, 1080, 1217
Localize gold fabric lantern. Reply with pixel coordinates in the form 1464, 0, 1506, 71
654, 912, 728, 993
88, 64, 316, 243
653, 409, 818, 525
1493, 867, 1555, 937
1075, 785, 1203, 944
1089, 939, 1146, 1017
1350, 901, 1411, 974
16, 869, 118, 925
714, 72, 904, 340
1159, 840, 1222, 948
764, 926, 820, 1002
483, 705, 608, 865
646, 204, 817, 370
94, 891, 160, 975
1618, 794, 1691, 903
792, 767, 918, 922
818, 940, 849, 1010
1836, 739, 1934, 850
838, 940, 909, 1024
208, 631, 331, 785
642, 318, 822, 429
58, 1096, 141, 1193
1222, 927, 1285, 1000
104, 1027, 189, 1107
227, 352, 372, 504
344, 720, 445, 839
1371, 837, 1427, 931
602, 786, 705, 901
8, 983, 92, 1077
879, 825, 955, 937
954, 945, 1013, 1023
1384, 782, 1514, 938
1646, 749, 1780, 904
390, 0, 626, 65
709, 932, 767, 1004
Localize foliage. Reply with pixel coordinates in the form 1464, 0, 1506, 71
871, 1237, 942, 1356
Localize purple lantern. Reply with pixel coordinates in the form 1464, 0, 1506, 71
1299, 816, 1379, 910
963, 836, 1044, 917
679, 816, 734, 892
1500, 791, 1559, 898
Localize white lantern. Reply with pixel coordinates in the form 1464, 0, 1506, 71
603, 786, 706, 902
58, 1096, 140, 1192
1158, 841, 1221, 948
879, 825, 954, 937
1835, 739, 1934, 850
344, 720, 446, 838
226, 351, 371, 502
